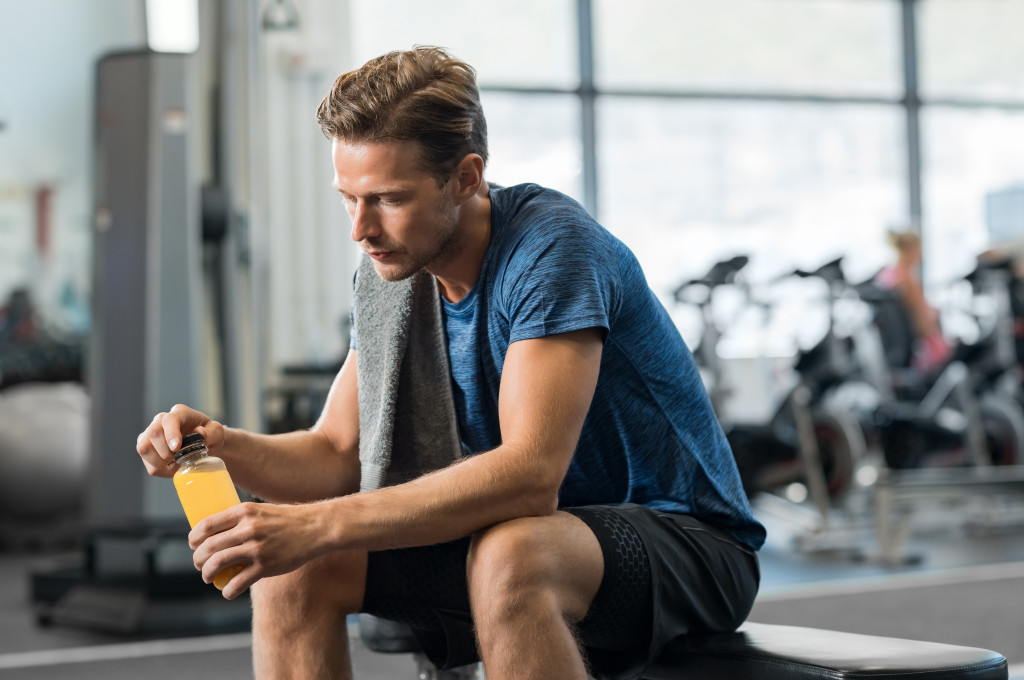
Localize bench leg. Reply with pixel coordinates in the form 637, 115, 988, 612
873, 477, 918, 565
413, 654, 484, 679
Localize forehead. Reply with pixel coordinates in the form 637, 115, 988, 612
331, 139, 431, 190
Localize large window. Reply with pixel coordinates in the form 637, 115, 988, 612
918, 0, 1024, 103
921, 108, 1024, 286
594, 0, 902, 97
916, 0, 1024, 286
349, 0, 578, 89
599, 99, 905, 294
346, 0, 1024, 300
592, 0, 906, 298
482, 93, 582, 199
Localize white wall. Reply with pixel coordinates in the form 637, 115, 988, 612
256, 0, 357, 369
0, 0, 145, 330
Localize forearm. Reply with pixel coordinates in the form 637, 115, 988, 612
317, 443, 560, 552
217, 426, 359, 504
302, 331, 597, 554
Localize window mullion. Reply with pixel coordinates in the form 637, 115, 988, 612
578, 0, 598, 218
902, 0, 923, 230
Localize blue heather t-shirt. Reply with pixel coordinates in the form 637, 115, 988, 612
443, 184, 765, 550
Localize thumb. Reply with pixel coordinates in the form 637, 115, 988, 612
194, 422, 226, 450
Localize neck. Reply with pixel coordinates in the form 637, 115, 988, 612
430, 182, 491, 303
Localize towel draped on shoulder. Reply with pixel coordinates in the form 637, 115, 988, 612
353, 255, 463, 491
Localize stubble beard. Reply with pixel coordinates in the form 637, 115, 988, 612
370, 199, 461, 282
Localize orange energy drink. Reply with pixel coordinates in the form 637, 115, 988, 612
172, 433, 245, 590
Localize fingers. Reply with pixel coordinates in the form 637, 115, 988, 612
197, 541, 252, 589
190, 506, 255, 581
202, 548, 256, 600
220, 568, 253, 601
188, 503, 322, 601
190, 507, 258, 599
195, 418, 227, 451
164, 403, 205, 450
135, 404, 211, 478
189, 504, 244, 549
136, 413, 177, 477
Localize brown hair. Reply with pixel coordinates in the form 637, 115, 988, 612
316, 46, 488, 185
886, 229, 921, 253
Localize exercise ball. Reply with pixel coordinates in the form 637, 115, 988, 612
0, 382, 90, 518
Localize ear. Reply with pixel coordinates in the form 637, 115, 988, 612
451, 153, 485, 206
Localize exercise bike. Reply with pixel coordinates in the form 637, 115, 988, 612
673, 256, 866, 518
852, 261, 1024, 471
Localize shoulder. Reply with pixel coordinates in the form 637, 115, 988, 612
490, 184, 614, 257
491, 183, 593, 229
486, 186, 630, 321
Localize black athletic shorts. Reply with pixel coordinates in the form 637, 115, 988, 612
360, 503, 760, 680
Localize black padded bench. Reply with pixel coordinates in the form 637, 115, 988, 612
359, 616, 1008, 679
645, 622, 1007, 679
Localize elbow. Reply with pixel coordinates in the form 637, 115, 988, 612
494, 443, 567, 518
523, 489, 560, 518
521, 471, 563, 518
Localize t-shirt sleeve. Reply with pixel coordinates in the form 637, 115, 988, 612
500, 222, 621, 344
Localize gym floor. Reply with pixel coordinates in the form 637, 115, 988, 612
1, 494, 1023, 679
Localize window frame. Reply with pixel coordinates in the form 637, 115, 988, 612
477, 0, 1024, 253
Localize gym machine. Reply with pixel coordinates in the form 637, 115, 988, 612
30, 46, 252, 635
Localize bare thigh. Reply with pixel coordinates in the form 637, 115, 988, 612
361, 511, 605, 670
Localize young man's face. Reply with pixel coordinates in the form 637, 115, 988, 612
332, 139, 460, 282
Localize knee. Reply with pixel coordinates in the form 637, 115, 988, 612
466, 518, 563, 618
251, 552, 365, 620
250, 562, 322, 620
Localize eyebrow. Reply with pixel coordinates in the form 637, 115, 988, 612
331, 180, 412, 196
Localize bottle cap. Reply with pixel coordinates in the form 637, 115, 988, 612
174, 432, 207, 461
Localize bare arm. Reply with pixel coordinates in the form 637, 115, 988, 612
894, 276, 941, 338
137, 350, 361, 503
325, 327, 603, 549
190, 327, 604, 597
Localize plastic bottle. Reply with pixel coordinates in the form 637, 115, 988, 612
172, 432, 245, 590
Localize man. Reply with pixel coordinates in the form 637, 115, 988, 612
136, 46, 764, 680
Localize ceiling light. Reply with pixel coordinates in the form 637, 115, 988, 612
146, 0, 200, 53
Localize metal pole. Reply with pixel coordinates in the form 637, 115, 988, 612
577, 0, 598, 218
791, 385, 832, 526
901, 0, 923, 229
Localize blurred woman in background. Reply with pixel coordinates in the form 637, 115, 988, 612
876, 229, 952, 375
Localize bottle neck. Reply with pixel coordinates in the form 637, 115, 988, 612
175, 449, 208, 468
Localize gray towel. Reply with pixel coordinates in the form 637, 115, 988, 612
353, 255, 462, 491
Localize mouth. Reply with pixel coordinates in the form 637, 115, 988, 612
365, 250, 396, 261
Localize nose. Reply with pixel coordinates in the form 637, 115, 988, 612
348, 201, 379, 242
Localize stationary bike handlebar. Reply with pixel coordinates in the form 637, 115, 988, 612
779, 256, 847, 286
673, 255, 750, 303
